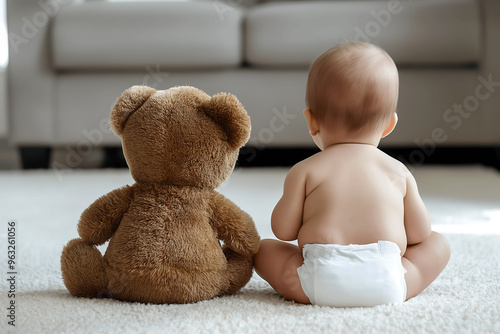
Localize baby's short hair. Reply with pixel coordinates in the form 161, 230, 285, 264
305, 42, 399, 133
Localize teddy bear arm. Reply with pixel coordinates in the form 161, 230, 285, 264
77, 185, 134, 245
209, 193, 260, 257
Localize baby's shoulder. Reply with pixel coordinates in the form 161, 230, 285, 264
288, 158, 310, 177
375, 151, 412, 194
377, 149, 410, 174
289, 151, 327, 177
285, 154, 321, 187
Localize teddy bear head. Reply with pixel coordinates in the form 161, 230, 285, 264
109, 85, 251, 188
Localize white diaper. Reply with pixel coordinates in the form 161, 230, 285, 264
297, 241, 407, 307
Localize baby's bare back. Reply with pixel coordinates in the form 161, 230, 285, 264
298, 144, 408, 254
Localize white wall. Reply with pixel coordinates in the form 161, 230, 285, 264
0, 69, 5, 138
0, 0, 7, 138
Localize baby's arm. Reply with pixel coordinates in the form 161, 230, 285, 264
404, 172, 432, 245
271, 163, 307, 241
402, 171, 450, 300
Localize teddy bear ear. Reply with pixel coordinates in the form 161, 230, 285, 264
110, 85, 157, 136
203, 93, 251, 149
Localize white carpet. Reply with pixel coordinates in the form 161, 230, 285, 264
0, 166, 499, 334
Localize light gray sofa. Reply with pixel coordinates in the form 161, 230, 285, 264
7, 0, 500, 168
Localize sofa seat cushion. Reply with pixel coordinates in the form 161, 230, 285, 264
52, 2, 243, 70
246, 0, 480, 67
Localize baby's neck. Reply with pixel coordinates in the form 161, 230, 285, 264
325, 141, 377, 148
321, 133, 382, 150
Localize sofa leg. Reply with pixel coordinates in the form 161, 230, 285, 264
19, 147, 52, 169
101, 147, 127, 168
495, 147, 500, 172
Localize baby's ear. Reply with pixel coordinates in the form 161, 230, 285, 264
382, 113, 398, 138
303, 109, 319, 136
110, 85, 157, 136
203, 93, 251, 149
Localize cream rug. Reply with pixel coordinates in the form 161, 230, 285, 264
0, 166, 499, 333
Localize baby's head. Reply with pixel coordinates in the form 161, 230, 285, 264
305, 42, 399, 147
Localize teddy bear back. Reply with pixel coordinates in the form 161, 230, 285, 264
110, 86, 251, 189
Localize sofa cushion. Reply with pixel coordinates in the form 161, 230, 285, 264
246, 0, 480, 67
52, 2, 243, 70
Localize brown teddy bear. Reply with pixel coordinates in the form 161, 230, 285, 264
60, 85, 260, 304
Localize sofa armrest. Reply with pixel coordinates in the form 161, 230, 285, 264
480, 0, 500, 144
6, 0, 66, 145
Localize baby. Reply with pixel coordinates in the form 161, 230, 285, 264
255, 42, 451, 307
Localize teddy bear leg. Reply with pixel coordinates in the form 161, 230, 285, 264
61, 238, 108, 298
220, 247, 254, 295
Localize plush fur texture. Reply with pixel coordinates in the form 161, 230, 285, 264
61, 85, 260, 304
